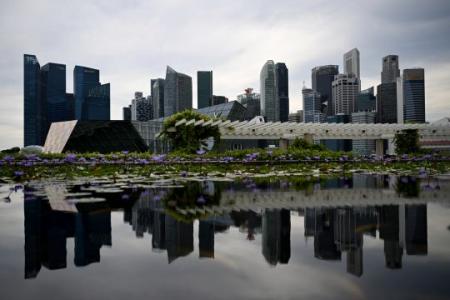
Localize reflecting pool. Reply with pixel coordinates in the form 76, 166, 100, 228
1, 174, 450, 299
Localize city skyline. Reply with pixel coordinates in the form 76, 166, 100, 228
1, 0, 450, 148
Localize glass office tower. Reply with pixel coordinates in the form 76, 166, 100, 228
276, 63, 289, 122
74, 66, 110, 120
312, 65, 339, 116
403, 69, 425, 123
164, 66, 192, 117
151, 78, 165, 119
377, 82, 397, 123
197, 71, 213, 109
260, 60, 277, 122
24, 54, 45, 146
41, 63, 72, 133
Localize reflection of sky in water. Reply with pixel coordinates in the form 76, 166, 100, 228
0, 175, 450, 300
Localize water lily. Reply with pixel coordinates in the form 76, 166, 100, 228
196, 149, 206, 155
14, 171, 24, 177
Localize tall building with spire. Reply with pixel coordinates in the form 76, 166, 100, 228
164, 66, 192, 117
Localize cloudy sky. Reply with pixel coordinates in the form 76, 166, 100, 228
1, 0, 449, 149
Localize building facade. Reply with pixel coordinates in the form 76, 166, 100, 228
355, 87, 376, 112
403, 68, 425, 123
344, 48, 360, 79
351, 111, 377, 156
24, 54, 45, 146
288, 110, 303, 123
237, 88, 261, 120
123, 105, 131, 121
164, 66, 192, 117
197, 71, 213, 109
74, 66, 100, 120
381, 55, 400, 84
212, 95, 228, 106
302, 88, 324, 123
131, 92, 153, 121
275, 63, 289, 122
377, 82, 397, 123
41, 63, 73, 134
312, 65, 339, 116
332, 74, 360, 115
260, 60, 277, 121
152, 79, 165, 119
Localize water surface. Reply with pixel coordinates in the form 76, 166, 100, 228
1, 174, 449, 300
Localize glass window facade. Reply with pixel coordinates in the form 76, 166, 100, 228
164, 66, 192, 117
197, 71, 213, 109
276, 63, 289, 122
403, 69, 425, 123
312, 65, 339, 117
196, 101, 246, 121
377, 82, 397, 123
24, 54, 45, 146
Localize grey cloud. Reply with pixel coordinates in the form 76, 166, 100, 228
1, 0, 450, 148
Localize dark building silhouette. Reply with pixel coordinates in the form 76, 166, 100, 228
262, 209, 291, 265
212, 95, 228, 106
379, 206, 403, 269
165, 216, 193, 263
152, 211, 166, 250
377, 82, 397, 123
24, 54, 45, 146
75, 211, 112, 267
199, 221, 215, 258
275, 63, 289, 122
74, 66, 110, 121
405, 205, 427, 255
197, 71, 213, 108
41, 63, 73, 133
403, 69, 425, 123
123, 105, 132, 120
311, 65, 339, 116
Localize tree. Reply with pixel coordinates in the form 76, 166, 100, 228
160, 110, 221, 153
394, 129, 419, 154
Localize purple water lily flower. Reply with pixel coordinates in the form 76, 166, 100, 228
151, 154, 166, 162
14, 171, 24, 177
180, 171, 188, 177
196, 149, 206, 155
197, 195, 206, 204
122, 150, 129, 155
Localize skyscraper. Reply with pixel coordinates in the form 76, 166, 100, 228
41, 63, 73, 131
84, 84, 110, 120
403, 68, 425, 123
197, 71, 213, 109
151, 78, 165, 119
302, 88, 324, 123
377, 82, 397, 123
355, 87, 376, 112
24, 54, 45, 146
332, 74, 360, 115
122, 105, 131, 121
343, 48, 360, 79
73, 66, 110, 120
164, 66, 192, 117
131, 92, 152, 121
381, 55, 400, 84
312, 65, 339, 116
260, 60, 277, 121
237, 88, 261, 120
275, 63, 289, 122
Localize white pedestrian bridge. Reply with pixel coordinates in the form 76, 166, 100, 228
163, 117, 450, 154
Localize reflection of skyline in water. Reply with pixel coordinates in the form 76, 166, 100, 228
22, 174, 442, 279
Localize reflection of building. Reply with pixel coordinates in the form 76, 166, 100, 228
199, 221, 215, 258
405, 205, 427, 255
262, 209, 291, 265
165, 216, 194, 263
